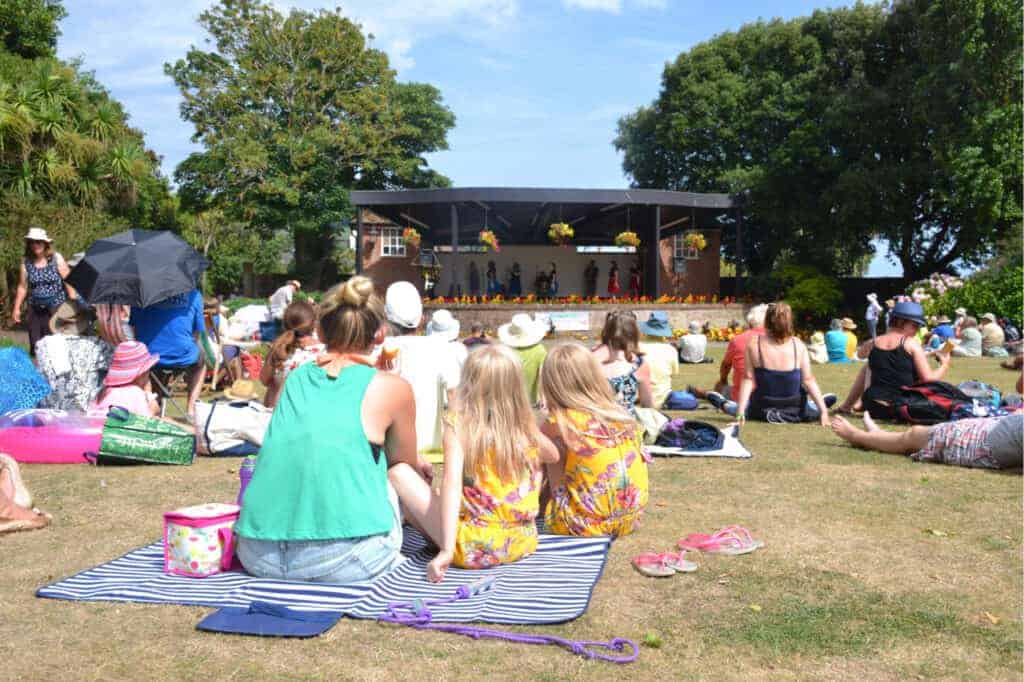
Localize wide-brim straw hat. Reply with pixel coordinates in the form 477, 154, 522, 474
981, 313, 997, 324
426, 309, 460, 342
48, 301, 96, 336
840, 317, 857, 331
935, 315, 952, 324
104, 341, 160, 386
498, 313, 546, 348
223, 379, 266, 402
24, 227, 52, 242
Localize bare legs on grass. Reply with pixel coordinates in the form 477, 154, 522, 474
830, 413, 932, 455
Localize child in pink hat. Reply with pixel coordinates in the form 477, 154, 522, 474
91, 341, 161, 416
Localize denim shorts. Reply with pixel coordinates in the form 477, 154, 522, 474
236, 484, 405, 584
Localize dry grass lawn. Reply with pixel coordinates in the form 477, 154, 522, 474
1, 345, 1021, 680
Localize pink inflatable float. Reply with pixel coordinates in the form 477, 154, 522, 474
0, 410, 104, 464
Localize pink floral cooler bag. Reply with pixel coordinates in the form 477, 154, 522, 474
163, 503, 240, 577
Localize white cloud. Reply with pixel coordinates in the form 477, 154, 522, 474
635, 0, 668, 8
564, 0, 622, 12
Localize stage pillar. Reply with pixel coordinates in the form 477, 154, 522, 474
354, 206, 363, 275
734, 205, 743, 296
644, 205, 661, 297
450, 204, 460, 296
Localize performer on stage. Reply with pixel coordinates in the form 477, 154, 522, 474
628, 263, 642, 298
584, 260, 599, 298
508, 262, 523, 297
607, 260, 621, 298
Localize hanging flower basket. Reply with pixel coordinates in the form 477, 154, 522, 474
684, 232, 707, 251
614, 231, 641, 248
478, 229, 500, 252
547, 222, 574, 245
402, 227, 421, 248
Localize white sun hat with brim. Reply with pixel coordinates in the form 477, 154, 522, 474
498, 313, 547, 348
385, 281, 423, 329
426, 309, 460, 342
24, 227, 52, 242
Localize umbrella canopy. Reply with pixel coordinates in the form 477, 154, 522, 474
67, 229, 208, 308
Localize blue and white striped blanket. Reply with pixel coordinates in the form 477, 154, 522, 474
37, 528, 611, 625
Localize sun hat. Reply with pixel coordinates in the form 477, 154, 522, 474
810, 331, 825, 345
426, 309, 460, 342
385, 281, 423, 329
23, 227, 52, 242
104, 341, 160, 386
866, 293, 878, 302
955, 307, 966, 316
840, 317, 857, 331
223, 379, 265, 402
688, 320, 702, 333
639, 311, 672, 337
935, 315, 952, 324
890, 301, 926, 328
981, 313, 997, 324
497, 313, 546, 348
48, 301, 96, 336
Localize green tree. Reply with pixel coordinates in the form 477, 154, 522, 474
166, 0, 454, 283
0, 0, 66, 59
616, 1, 1022, 282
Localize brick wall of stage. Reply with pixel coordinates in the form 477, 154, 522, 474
421, 302, 748, 332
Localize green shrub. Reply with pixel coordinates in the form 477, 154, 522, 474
776, 265, 844, 321
929, 266, 1023, 322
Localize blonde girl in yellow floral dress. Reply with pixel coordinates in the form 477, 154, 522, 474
539, 343, 649, 538
389, 344, 559, 582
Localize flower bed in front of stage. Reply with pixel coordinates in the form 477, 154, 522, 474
424, 294, 744, 306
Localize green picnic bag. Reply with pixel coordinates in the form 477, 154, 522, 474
92, 407, 196, 465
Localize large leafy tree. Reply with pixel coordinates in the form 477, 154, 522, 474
616, 0, 1022, 281
1, 0, 66, 59
166, 0, 454, 281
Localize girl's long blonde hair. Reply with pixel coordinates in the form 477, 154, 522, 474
540, 342, 636, 444
453, 344, 542, 484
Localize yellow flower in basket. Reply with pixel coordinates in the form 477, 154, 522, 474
614, 231, 641, 248
547, 222, 574, 245
478, 230, 500, 252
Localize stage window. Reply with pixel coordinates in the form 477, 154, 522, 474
674, 233, 699, 261
381, 227, 406, 257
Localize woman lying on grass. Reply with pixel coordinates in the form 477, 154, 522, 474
830, 413, 1022, 470
539, 342, 649, 538
389, 344, 559, 582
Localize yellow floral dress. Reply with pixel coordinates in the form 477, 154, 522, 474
546, 409, 649, 538
453, 448, 543, 570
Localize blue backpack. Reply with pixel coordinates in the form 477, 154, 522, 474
663, 390, 698, 410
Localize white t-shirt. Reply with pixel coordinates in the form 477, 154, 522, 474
679, 334, 708, 363
638, 342, 679, 408
268, 285, 295, 319
382, 335, 463, 452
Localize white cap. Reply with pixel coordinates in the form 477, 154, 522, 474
385, 281, 423, 329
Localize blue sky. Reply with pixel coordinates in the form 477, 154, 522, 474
58, 0, 898, 275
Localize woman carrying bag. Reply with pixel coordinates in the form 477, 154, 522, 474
12, 228, 75, 355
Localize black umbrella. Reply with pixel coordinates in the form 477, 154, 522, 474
67, 229, 209, 308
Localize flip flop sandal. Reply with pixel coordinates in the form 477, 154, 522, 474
0, 508, 50, 535
631, 552, 698, 577
678, 525, 764, 555
0, 453, 32, 509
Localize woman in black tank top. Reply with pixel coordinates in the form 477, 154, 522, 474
839, 302, 951, 418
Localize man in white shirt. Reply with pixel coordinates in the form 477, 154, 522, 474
678, 320, 708, 363
381, 282, 463, 453
637, 312, 680, 408
268, 280, 301, 320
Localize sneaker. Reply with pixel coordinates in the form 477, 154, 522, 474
823, 393, 838, 409
706, 391, 726, 410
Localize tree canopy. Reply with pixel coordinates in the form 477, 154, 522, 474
616, 0, 1022, 281
0, 2, 173, 303
165, 0, 455, 282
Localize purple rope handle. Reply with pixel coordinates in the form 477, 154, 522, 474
377, 582, 639, 664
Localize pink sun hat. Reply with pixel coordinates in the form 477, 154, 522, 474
104, 341, 160, 386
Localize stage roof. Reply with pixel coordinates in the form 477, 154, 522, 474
350, 187, 737, 245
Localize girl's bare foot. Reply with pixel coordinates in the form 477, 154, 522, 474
862, 413, 879, 433
0, 466, 14, 502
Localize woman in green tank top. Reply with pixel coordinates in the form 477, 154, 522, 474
235, 277, 432, 584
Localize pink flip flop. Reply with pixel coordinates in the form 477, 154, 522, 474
678, 525, 764, 555
631, 551, 698, 577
